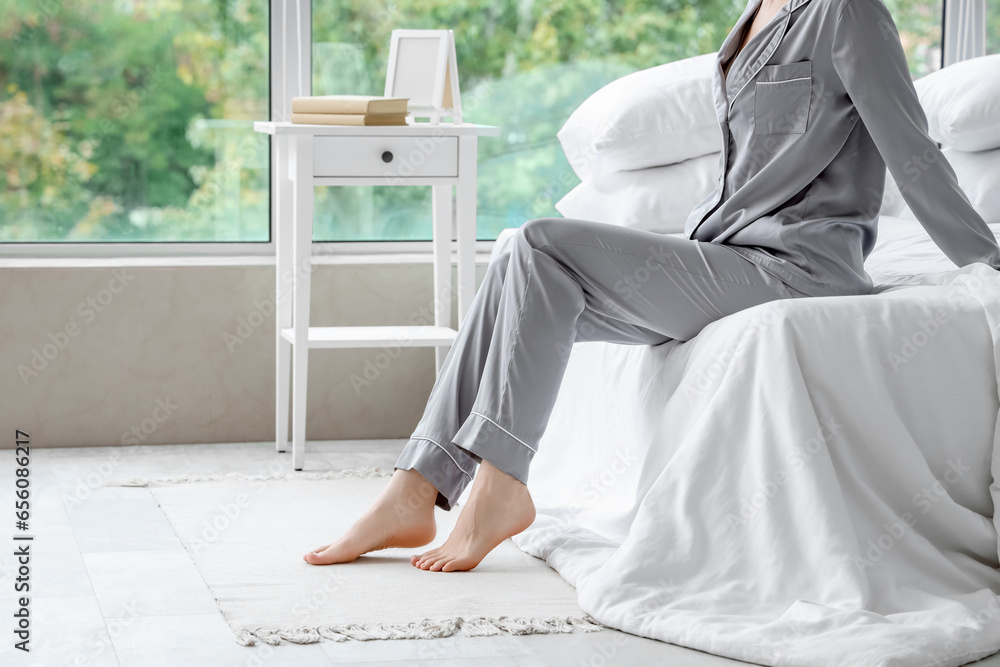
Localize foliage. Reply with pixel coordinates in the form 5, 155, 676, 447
0, 0, 968, 242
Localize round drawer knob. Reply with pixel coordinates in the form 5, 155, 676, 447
381, 151, 393, 163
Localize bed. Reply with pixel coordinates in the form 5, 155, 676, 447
483, 216, 1000, 666
468, 49, 1000, 665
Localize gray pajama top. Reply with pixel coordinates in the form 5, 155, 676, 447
684, 0, 1000, 297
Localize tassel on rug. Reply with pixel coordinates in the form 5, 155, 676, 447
103, 467, 393, 487
232, 615, 605, 646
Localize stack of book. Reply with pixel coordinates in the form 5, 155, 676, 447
289, 95, 409, 126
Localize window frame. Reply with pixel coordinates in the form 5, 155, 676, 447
1, 0, 494, 259
1, 0, 978, 259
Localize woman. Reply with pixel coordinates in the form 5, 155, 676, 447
305, 0, 1000, 572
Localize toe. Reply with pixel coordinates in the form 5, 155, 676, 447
442, 558, 471, 572
416, 548, 438, 563
306, 543, 347, 565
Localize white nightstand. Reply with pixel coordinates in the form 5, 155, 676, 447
253, 121, 500, 470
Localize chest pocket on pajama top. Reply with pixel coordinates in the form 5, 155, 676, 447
754, 61, 812, 136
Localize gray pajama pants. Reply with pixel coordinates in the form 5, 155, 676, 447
394, 217, 811, 510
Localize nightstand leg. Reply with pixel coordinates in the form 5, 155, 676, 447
431, 183, 453, 373
291, 135, 314, 471
275, 134, 293, 454
456, 135, 478, 326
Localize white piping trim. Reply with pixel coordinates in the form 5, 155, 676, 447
470, 410, 537, 452
410, 436, 475, 479
757, 76, 811, 85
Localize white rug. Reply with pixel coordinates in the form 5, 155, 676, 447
113, 469, 604, 646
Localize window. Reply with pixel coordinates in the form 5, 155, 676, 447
1, 0, 954, 247
0, 0, 269, 243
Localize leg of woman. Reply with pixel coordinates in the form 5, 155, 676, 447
304, 242, 531, 564
410, 217, 809, 571
305, 216, 806, 566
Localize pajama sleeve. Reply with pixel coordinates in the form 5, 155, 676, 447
831, 0, 1000, 271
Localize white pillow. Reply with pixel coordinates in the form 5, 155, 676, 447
913, 54, 1000, 152
554, 152, 721, 234
897, 147, 1000, 224
557, 52, 724, 182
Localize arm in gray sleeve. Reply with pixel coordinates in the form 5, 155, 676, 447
831, 0, 1000, 271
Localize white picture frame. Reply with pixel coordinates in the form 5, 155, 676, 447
384, 29, 462, 125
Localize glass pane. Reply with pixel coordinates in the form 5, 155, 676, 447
0, 0, 269, 242
885, 0, 944, 77
989, 0, 1000, 54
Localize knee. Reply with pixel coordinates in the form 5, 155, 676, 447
483, 247, 512, 283
516, 217, 563, 249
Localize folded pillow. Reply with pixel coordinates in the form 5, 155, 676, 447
913, 54, 1000, 152
897, 147, 1000, 225
554, 152, 721, 234
557, 52, 724, 182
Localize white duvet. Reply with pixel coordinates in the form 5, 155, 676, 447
505, 217, 1000, 666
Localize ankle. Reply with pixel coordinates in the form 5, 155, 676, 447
385, 468, 438, 517
475, 460, 525, 490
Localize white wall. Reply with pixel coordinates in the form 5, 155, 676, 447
0, 261, 488, 449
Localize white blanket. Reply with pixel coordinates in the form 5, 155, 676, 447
506, 218, 1000, 666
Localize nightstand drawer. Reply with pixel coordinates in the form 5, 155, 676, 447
312, 136, 459, 177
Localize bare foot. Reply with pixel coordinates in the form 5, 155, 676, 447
411, 460, 535, 572
304, 468, 438, 565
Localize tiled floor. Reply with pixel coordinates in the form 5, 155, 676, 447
0, 441, 998, 667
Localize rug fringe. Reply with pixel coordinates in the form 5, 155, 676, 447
104, 467, 393, 487
232, 615, 605, 646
